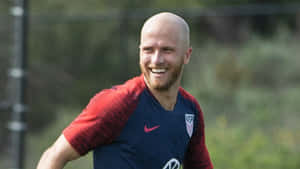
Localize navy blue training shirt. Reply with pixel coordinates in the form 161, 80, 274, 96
63, 75, 213, 169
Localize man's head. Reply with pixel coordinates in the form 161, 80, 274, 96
139, 12, 192, 91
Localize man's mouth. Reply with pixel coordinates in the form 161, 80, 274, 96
150, 68, 166, 74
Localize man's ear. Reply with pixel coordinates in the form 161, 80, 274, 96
184, 47, 192, 64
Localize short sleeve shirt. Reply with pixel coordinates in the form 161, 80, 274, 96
63, 75, 213, 169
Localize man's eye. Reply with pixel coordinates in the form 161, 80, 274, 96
162, 47, 173, 53
143, 48, 153, 53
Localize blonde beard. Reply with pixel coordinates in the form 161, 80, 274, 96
140, 63, 184, 91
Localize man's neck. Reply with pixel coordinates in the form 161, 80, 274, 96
148, 84, 179, 111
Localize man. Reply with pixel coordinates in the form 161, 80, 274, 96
37, 12, 213, 169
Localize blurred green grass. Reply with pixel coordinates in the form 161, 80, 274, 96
206, 115, 300, 169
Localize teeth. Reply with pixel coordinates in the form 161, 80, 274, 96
151, 69, 166, 73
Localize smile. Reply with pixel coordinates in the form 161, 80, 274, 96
150, 68, 166, 73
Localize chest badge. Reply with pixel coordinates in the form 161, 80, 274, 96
185, 114, 195, 137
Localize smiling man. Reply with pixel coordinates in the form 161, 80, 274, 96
37, 12, 213, 169
139, 12, 192, 110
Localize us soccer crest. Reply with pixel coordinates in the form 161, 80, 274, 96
185, 114, 195, 137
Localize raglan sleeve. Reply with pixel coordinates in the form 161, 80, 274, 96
62, 88, 138, 155
183, 102, 213, 169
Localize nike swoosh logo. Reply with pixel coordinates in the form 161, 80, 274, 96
144, 124, 160, 133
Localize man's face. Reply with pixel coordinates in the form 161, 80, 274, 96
139, 24, 190, 91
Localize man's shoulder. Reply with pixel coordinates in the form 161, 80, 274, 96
110, 75, 146, 97
179, 87, 198, 104
179, 87, 202, 113
88, 75, 146, 109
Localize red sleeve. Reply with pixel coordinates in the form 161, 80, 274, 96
182, 93, 213, 169
63, 76, 145, 155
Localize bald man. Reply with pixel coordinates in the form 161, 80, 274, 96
37, 12, 213, 169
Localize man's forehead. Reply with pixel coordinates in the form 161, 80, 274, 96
140, 39, 177, 48
142, 23, 179, 37
140, 30, 179, 46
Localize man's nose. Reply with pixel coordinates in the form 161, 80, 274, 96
151, 50, 164, 65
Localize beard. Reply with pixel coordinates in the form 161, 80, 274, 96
140, 61, 184, 91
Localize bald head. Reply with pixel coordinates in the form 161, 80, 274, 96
140, 12, 190, 50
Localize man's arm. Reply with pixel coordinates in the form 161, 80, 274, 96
36, 134, 80, 169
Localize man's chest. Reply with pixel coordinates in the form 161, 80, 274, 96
115, 93, 197, 164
